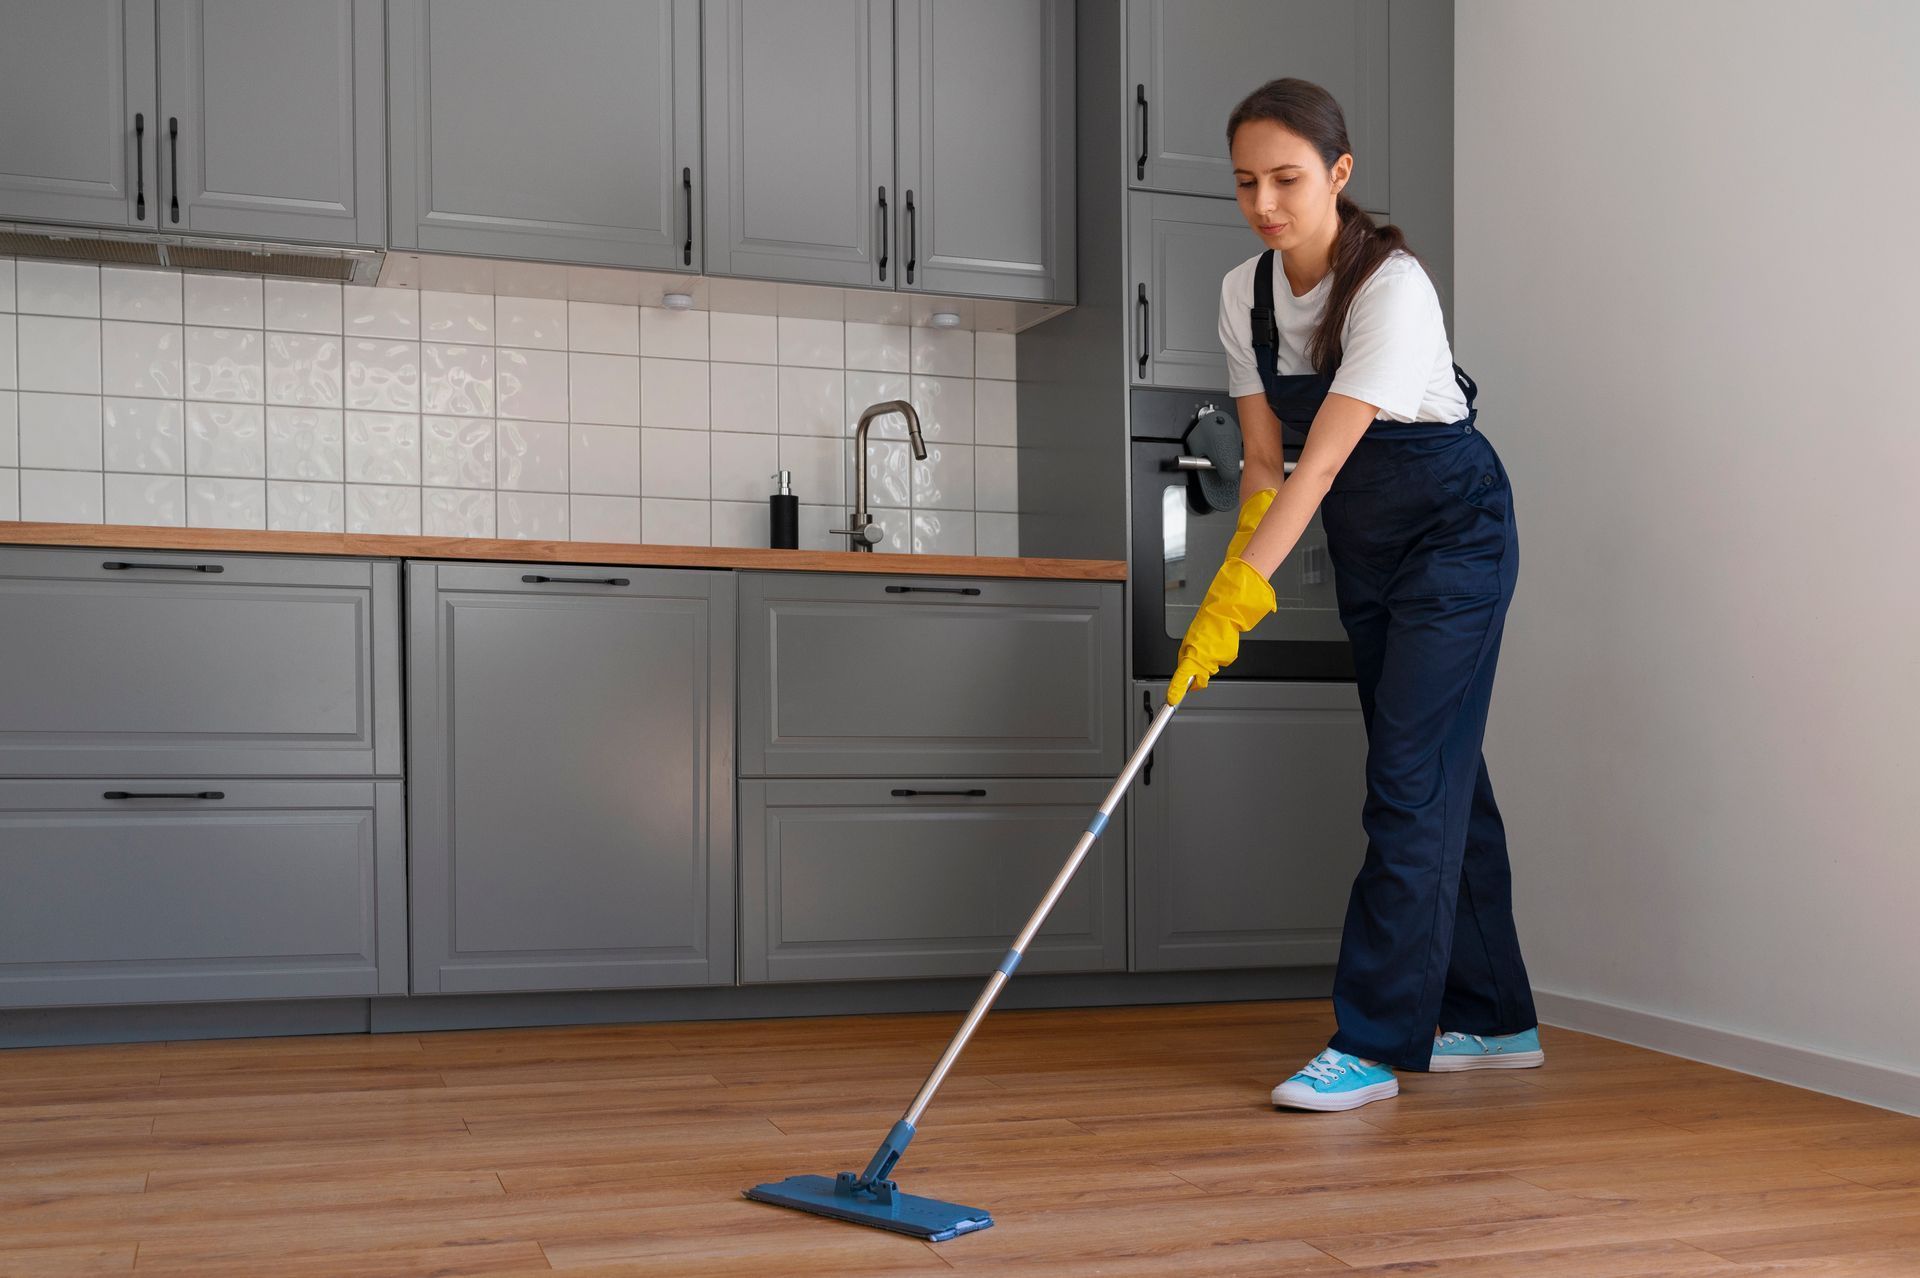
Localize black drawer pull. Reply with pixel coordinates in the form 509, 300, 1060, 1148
891, 788, 987, 798
168, 115, 179, 223
876, 185, 889, 280
884, 585, 981, 596
102, 560, 224, 573
1137, 283, 1150, 376
1142, 690, 1155, 786
904, 189, 916, 284
104, 790, 225, 801
682, 166, 694, 266
134, 113, 146, 220
522, 574, 631, 587
1135, 84, 1149, 180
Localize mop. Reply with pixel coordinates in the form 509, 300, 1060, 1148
744, 690, 1187, 1241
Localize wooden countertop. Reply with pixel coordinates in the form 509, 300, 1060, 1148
0, 521, 1126, 582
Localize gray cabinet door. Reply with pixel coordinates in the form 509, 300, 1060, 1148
0, 780, 406, 1008
155, 0, 385, 246
388, 0, 701, 270
702, 0, 893, 287
1129, 190, 1260, 390
740, 778, 1125, 981
406, 562, 735, 994
894, 0, 1074, 302
0, 0, 157, 229
1131, 681, 1369, 971
1126, 0, 1389, 213
0, 547, 400, 778
738, 572, 1123, 777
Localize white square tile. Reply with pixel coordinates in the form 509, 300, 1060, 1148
21, 469, 103, 522
857, 438, 913, 508
911, 375, 973, 442
568, 423, 640, 496
187, 476, 265, 529
185, 401, 265, 477
570, 494, 640, 543
18, 316, 101, 394
911, 327, 973, 377
977, 512, 1019, 557
912, 441, 974, 510
343, 285, 418, 339
710, 362, 778, 433
0, 392, 15, 467
423, 487, 496, 538
420, 290, 492, 341
780, 435, 846, 508
0, 469, 17, 521
975, 445, 1019, 512
497, 419, 568, 491
183, 273, 262, 327
569, 301, 639, 356
101, 321, 184, 399
866, 507, 912, 554
102, 267, 182, 323
845, 322, 909, 373
18, 393, 102, 470
345, 411, 420, 484
845, 372, 911, 438
266, 407, 344, 481
421, 343, 494, 417
347, 484, 420, 535
422, 415, 495, 488
974, 378, 1018, 446
569, 352, 640, 426
0, 316, 14, 388
17, 261, 100, 317
778, 367, 845, 436
640, 357, 708, 431
499, 490, 568, 539
911, 509, 975, 555
265, 279, 343, 334
345, 339, 420, 412
495, 347, 570, 421
975, 331, 1016, 380
184, 326, 263, 402
640, 427, 710, 499
778, 316, 844, 368
495, 296, 566, 350
103, 398, 184, 473
641, 306, 708, 360
712, 500, 766, 549
709, 431, 779, 503
0, 257, 13, 311
103, 473, 185, 527
797, 503, 845, 552
642, 497, 711, 547
265, 332, 344, 408
710, 311, 778, 364
267, 480, 345, 532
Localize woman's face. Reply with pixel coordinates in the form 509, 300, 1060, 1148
1229, 118, 1350, 253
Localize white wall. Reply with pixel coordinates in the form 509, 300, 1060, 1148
1457, 0, 1920, 1104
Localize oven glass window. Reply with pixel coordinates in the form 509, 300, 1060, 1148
1161, 482, 1346, 641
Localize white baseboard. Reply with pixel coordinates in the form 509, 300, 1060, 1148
1533, 987, 1920, 1118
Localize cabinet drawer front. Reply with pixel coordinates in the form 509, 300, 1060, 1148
740, 778, 1125, 982
739, 573, 1123, 776
0, 548, 400, 777
0, 779, 404, 1007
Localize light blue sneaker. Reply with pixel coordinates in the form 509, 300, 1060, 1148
1270, 1048, 1399, 1111
1429, 1027, 1545, 1072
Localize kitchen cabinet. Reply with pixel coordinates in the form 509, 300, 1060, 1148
405, 562, 736, 995
1129, 190, 1264, 391
1130, 680, 1369, 971
388, 0, 701, 270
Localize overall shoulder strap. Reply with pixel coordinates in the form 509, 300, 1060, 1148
1249, 250, 1282, 393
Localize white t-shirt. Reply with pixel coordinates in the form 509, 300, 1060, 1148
1218, 249, 1466, 424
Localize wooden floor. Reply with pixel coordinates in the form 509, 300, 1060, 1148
3, 1001, 1918, 1276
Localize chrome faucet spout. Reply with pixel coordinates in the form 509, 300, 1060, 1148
835, 400, 927, 551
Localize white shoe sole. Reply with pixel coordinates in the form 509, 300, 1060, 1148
1427, 1049, 1545, 1072
1270, 1078, 1400, 1111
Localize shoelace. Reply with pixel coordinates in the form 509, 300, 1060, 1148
1436, 1031, 1489, 1051
1297, 1051, 1351, 1084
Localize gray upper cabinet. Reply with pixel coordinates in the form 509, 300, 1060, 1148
388, 0, 702, 270
0, 1, 158, 229
702, 0, 893, 288
406, 563, 736, 995
155, 0, 386, 246
1129, 190, 1260, 390
894, 0, 1074, 302
1126, 0, 1389, 213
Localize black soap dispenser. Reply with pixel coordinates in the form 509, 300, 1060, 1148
769, 469, 798, 549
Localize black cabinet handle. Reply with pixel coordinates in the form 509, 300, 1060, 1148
522, 574, 630, 586
1137, 284, 1150, 377
1142, 690, 1155, 786
102, 560, 224, 573
682, 167, 693, 266
168, 116, 179, 223
134, 113, 146, 221
104, 790, 225, 801
904, 189, 916, 284
884, 584, 981, 596
1135, 85, 1149, 180
877, 185, 889, 281
891, 788, 987, 798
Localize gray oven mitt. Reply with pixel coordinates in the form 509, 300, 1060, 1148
1182, 407, 1243, 513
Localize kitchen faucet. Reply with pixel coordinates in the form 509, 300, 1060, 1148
833, 399, 928, 551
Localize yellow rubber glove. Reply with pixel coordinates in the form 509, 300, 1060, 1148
1166, 555, 1277, 705
1225, 487, 1278, 563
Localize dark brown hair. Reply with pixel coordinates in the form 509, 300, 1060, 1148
1227, 78, 1423, 374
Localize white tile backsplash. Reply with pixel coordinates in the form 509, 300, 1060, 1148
0, 258, 1016, 555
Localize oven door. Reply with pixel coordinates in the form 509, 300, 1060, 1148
1131, 437, 1354, 682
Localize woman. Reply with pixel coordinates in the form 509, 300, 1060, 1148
1169, 78, 1543, 1111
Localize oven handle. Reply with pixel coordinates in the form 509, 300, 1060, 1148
1168, 456, 1296, 473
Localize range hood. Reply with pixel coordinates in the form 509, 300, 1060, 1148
0, 221, 382, 285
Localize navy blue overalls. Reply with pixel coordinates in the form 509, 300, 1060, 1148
1248, 249, 1537, 1071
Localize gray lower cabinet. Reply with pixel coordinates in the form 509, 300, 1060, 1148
406, 562, 735, 994
738, 572, 1123, 777
0, 780, 406, 1007
388, 0, 701, 269
0, 547, 401, 778
1131, 680, 1369, 971
740, 778, 1125, 981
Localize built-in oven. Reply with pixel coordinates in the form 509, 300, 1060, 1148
1130, 387, 1354, 682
